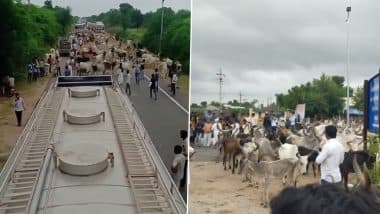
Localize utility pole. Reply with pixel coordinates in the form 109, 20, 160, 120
345, 5, 351, 128
216, 68, 226, 113
158, 0, 165, 56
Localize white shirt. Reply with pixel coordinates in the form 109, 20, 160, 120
68, 65, 73, 76
171, 154, 186, 186
212, 123, 222, 133
172, 74, 178, 84
188, 145, 195, 157
271, 118, 278, 127
232, 123, 240, 136
289, 115, 296, 125
247, 117, 257, 126
14, 97, 24, 111
315, 138, 345, 183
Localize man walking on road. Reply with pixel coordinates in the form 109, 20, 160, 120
316, 125, 345, 185
149, 74, 157, 100
134, 65, 140, 85
13, 93, 25, 127
154, 68, 159, 92
124, 70, 132, 96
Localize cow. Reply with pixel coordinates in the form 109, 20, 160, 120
298, 146, 319, 177
239, 157, 301, 208
340, 150, 376, 191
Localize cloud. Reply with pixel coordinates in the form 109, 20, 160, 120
190, 0, 380, 104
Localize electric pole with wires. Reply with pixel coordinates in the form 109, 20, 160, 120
216, 68, 226, 113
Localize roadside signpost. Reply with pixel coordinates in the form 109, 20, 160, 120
363, 71, 380, 150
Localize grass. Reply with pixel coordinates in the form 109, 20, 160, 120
368, 136, 380, 184
126, 28, 146, 43
106, 26, 146, 44
178, 74, 189, 95
0, 75, 50, 170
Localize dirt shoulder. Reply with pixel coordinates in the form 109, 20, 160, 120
0, 76, 51, 169
189, 147, 320, 214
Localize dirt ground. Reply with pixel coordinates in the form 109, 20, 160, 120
0, 75, 51, 169
189, 147, 320, 214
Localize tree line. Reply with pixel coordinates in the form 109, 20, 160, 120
87, 3, 190, 74
191, 74, 364, 118
276, 74, 363, 119
0, 0, 73, 80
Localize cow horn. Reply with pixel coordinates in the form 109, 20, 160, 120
362, 162, 371, 191
296, 152, 301, 159
353, 154, 365, 187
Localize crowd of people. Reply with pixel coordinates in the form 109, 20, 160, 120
26, 57, 51, 82
189, 110, 301, 147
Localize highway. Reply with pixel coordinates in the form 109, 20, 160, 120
126, 75, 189, 200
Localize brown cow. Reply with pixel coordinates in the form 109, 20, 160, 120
221, 137, 242, 174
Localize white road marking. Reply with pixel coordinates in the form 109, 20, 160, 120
144, 74, 188, 114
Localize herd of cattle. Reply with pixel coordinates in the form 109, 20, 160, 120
45, 29, 181, 80
216, 120, 379, 207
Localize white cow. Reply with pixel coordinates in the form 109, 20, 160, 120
278, 143, 308, 174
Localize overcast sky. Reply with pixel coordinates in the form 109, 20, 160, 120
191, 0, 380, 105
31, 0, 190, 16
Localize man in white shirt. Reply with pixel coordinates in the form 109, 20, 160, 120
211, 118, 222, 146
289, 111, 297, 132
13, 93, 25, 127
231, 119, 240, 137
315, 125, 345, 185
124, 70, 132, 96
171, 145, 186, 189
247, 113, 257, 128
171, 72, 178, 95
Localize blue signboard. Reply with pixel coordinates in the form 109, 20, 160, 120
368, 73, 379, 133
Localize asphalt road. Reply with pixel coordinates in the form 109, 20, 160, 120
126, 77, 188, 200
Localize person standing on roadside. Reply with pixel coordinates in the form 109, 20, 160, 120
202, 119, 213, 147
47, 55, 53, 73
13, 93, 25, 127
55, 58, 61, 76
315, 125, 345, 185
171, 145, 186, 189
134, 65, 140, 85
171, 72, 178, 95
26, 62, 33, 82
179, 130, 190, 192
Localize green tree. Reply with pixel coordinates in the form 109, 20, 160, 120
130, 9, 143, 28
200, 101, 207, 108
191, 103, 199, 108
55, 6, 74, 33
44, 0, 52, 9
119, 3, 133, 31
87, 5, 190, 73
0, 1, 73, 81
352, 86, 364, 111
276, 74, 347, 118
